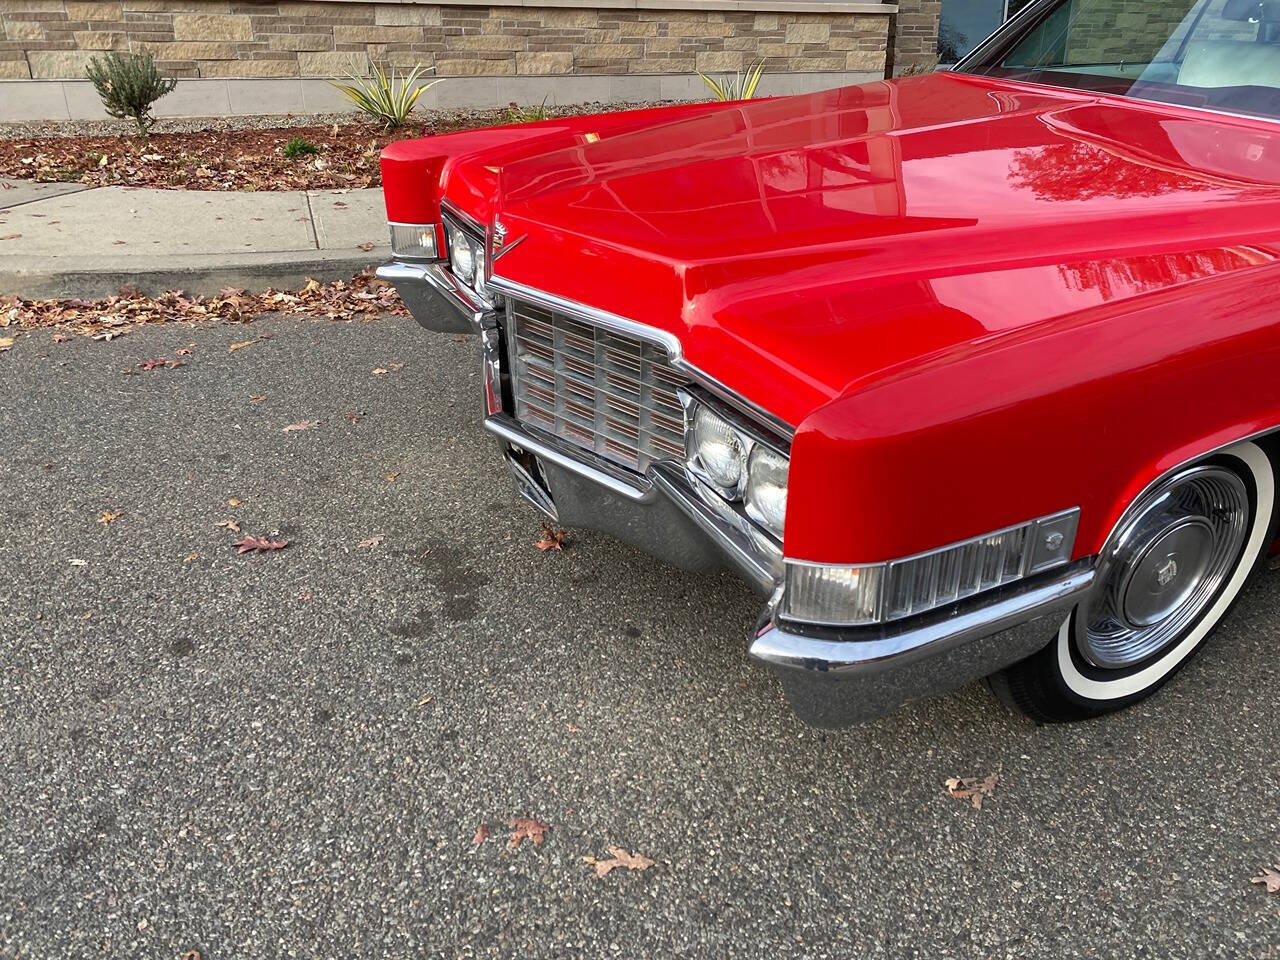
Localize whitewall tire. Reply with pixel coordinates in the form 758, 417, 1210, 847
991, 440, 1274, 723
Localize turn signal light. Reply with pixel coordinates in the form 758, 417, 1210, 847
782, 509, 1080, 626
389, 222, 438, 260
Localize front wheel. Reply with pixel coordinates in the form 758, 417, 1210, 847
992, 440, 1275, 724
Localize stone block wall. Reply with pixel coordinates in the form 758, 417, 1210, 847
0, 0, 894, 81
889, 0, 936, 73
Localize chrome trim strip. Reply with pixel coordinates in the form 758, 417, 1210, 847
785, 507, 1080, 572
376, 260, 494, 329
490, 275, 684, 359
752, 561, 1095, 675
488, 274, 796, 439
650, 461, 782, 594
439, 200, 486, 236
680, 365, 796, 443
483, 414, 655, 503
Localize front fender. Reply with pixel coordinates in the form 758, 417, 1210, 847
783, 260, 1280, 566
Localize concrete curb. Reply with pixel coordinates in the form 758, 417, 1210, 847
2, 247, 391, 300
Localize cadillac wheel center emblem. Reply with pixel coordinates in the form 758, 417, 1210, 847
1155, 557, 1179, 588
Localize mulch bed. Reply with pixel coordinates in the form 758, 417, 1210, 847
0, 270, 405, 346
0, 120, 425, 192
0, 104, 626, 192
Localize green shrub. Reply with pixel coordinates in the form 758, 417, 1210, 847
697, 59, 766, 102
327, 64, 440, 130
505, 97, 551, 124
85, 52, 176, 136
283, 137, 320, 160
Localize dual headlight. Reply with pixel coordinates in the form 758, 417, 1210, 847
445, 219, 493, 304
687, 402, 789, 540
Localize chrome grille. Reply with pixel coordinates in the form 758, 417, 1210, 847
506, 297, 688, 474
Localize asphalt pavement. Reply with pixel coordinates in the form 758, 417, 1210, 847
1, 310, 1278, 959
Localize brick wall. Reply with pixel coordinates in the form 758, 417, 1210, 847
0, 0, 893, 81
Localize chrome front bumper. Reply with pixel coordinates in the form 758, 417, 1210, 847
388, 258, 1096, 726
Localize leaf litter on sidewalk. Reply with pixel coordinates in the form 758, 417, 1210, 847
1, 271, 405, 340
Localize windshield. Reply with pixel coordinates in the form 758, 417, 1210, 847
961, 0, 1280, 121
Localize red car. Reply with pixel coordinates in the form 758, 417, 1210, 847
377, 0, 1280, 727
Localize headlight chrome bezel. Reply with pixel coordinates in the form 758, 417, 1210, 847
682, 392, 790, 542
441, 209, 497, 309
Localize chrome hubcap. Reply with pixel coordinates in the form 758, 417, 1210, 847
1078, 466, 1250, 669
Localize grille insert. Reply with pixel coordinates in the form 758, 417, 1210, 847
507, 298, 687, 473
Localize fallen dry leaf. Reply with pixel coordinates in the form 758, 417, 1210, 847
371, 367, 388, 376
385, 472, 399, 483
0, 233, 21, 241
249, 395, 266, 403
589, 846, 655, 879
233, 535, 289, 555
356, 241, 376, 252
1253, 866, 1280, 894
183, 552, 200, 563
388, 362, 404, 371
175, 347, 193, 356
216, 519, 241, 534
346, 411, 364, 423
535, 523, 569, 552
182, 951, 202, 960
473, 824, 489, 846
0, 336, 14, 352
507, 818, 549, 850
228, 339, 256, 353
51, 332, 71, 343
945, 773, 999, 810
138, 357, 167, 370
357, 535, 384, 549
227, 498, 243, 507
282, 419, 319, 433
97, 510, 122, 526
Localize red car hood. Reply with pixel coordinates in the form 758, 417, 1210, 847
484, 73, 1280, 428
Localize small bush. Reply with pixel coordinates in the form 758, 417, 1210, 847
283, 137, 320, 160
505, 97, 551, 124
697, 59, 765, 102
897, 57, 940, 77
85, 52, 176, 136
327, 63, 440, 130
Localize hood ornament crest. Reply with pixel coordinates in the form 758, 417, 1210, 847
490, 218, 526, 262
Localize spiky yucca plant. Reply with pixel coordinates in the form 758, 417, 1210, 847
85, 52, 176, 136
327, 64, 441, 130
696, 59, 766, 102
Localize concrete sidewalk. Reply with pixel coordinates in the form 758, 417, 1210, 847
0, 177, 389, 299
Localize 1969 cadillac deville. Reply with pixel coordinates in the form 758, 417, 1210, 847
377, 0, 1280, 726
